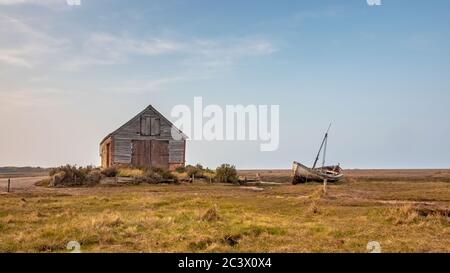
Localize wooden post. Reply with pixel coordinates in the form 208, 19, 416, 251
323, 179, 327, 196
7, 178, 11, 193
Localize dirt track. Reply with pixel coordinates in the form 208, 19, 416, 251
0, 176, 47, 193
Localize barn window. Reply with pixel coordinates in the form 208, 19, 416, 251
151, 118, 161, 136
140, 116, 151, 136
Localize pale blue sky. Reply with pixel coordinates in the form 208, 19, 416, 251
0, 0, 449, 169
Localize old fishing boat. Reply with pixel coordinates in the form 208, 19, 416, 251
292, 124, 344, 184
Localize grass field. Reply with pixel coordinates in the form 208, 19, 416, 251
0, 169, 449, 253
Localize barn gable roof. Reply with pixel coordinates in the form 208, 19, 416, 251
100, 105, 188, 145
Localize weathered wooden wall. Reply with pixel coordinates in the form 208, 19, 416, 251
100, 106, 186, 169
100, 137, 113, 168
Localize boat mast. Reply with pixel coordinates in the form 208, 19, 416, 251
322, 133, 328, 168
312, 123, 331, 169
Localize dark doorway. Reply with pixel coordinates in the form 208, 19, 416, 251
106, 143, 111, 167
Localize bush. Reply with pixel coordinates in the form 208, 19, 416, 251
174, 166, 186, 173
204, 171, 216, 181
186, 164, 205, 178
48, 165, 101, 187
154, 167, 177, 180
100, 166, 180, 184
215, 164, 238, 183
172, 171, 189, 181
141, 167, 178, 184
49, 165, 86, 183
86, 170, 102, 185
101, 167, 118, 177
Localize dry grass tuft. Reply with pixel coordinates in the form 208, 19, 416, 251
309, 186, 326, 200
308, 201, 321, 215
117, 168, 144, 178
91, 212, 124, 229
415, 207, 450, 218
385, 204, 449, 227
189, 237, 214, 251
201, 205, 221, 222
387, 205, 421, 225
222, 234, 242, 246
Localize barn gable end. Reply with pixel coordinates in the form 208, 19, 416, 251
100, 105, 187, 170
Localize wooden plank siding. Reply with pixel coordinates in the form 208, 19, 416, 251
100, 105, 187, 169
169, 140, 185, 163
100, 137, 113, 168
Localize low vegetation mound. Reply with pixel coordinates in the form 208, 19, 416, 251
46, 165, 101, 187
38, 162, 241, 188
101, 167, 118, 178
118, 166, 178, 184
215, 164, 238, 183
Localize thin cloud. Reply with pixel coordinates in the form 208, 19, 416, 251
0, 0, 62, 6
0, 15, 278, 104
100, 76, 192, 94
64, 33, 278, 70
0, 16, 69, 68
62, 33, 181, 70
0, 49, 33, 67
183, 37, 277, 69
0, 16, 278, 77
0, 87, 67, 109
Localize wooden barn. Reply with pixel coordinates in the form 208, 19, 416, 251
100, 105, 187, 170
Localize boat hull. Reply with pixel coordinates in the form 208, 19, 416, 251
292, 161, 343, 184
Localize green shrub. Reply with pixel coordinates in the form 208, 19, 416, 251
141, 167, 178, 183
215, 164, 238, 183
186, 164, 205, 178
49, 165, 86, 182
154, 167, 177, 180
86, 170, 102, 184
175, 166, 186, 173
48, 165, 101, 187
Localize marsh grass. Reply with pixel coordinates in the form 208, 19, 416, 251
201, 205, 221, 222
117, 168, 144, 178
0, 176, 449, 253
